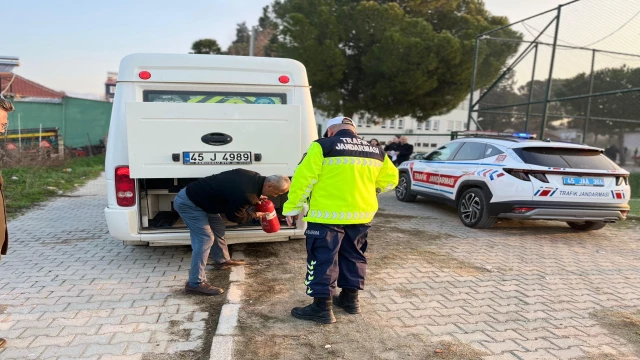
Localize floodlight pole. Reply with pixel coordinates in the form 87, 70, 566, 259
467, 36, 480, 131
583, 49, 597, 144
524, 43, 539, 133
539, 5, 562, 140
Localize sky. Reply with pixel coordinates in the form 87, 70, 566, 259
1, 0, 604, 97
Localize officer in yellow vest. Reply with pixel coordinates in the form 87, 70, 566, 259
283, 116, 399, 324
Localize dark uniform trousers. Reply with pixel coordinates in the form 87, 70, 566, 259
303, 222, 370, 298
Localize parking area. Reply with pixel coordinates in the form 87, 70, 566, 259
0, 176, 229, 360
1, 177, 639, 360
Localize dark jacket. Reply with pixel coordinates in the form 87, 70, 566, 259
396, 143, 414, 164
185, 169, 265, 223
282, 129, 398, 224
384, 142, 399, 152
0, 173, 7, 260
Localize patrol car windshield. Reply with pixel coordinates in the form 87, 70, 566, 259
426, 142, 463, 161
513, 147, 618, 170
143, 91, 286, 105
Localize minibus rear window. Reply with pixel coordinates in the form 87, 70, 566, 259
143, 91, 286, 105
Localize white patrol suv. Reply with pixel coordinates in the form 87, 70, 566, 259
395, 133, 631, 230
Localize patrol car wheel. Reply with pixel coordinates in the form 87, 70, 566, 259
396, 173, 417, 202
566, 221, 607, 231
458, 188, 496, 229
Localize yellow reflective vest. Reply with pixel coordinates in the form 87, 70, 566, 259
283, 129, 399, 224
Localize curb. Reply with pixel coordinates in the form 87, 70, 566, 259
209, 251, 246, 360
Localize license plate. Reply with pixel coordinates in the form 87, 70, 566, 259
563, 176, 605, 186
183, 152, 252, 165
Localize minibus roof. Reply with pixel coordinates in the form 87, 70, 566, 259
118, 53, 309, 87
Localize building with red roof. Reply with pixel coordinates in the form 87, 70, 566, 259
0, 72, 64, 102
0, 56, 112, 149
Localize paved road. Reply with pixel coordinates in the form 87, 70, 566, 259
2, 175, 639, 360
234, 193, 640, 360
372, 196, 640, 359
0, 176, 227, 360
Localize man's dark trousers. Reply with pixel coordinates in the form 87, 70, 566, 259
303, 222, 370, 298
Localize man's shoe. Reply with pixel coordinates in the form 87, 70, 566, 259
212, 259, 246, 270
0, 338, 6, 349
333, 288, 361, 314
291, 297, 336, 324
184, 282, 224, 296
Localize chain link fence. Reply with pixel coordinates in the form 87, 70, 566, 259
467, 0, 640, 165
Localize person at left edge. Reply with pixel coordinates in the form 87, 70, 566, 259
174, 169, 291, 296
0, 95, 14, 350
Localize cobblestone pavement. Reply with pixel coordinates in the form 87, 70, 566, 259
0, 175, 228, 360
234, 193, 640, 360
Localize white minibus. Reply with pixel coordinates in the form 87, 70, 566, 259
104, 53, 316, 246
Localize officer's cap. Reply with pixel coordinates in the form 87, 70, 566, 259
323, 117, 355, 137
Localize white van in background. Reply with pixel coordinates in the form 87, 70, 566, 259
104, 53, 317, 246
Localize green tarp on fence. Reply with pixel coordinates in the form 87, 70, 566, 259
6, 97, 112, 148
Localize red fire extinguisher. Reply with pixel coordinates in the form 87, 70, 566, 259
255, 200, 280, 233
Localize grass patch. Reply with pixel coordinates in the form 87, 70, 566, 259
631, 173, 640, 199
630, 199, 640, 218
2, 154, 105, 219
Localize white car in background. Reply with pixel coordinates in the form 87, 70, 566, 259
396, 133, 631, 230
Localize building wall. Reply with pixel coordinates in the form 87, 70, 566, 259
6, 97, 112, 148
315, 95, 476, 154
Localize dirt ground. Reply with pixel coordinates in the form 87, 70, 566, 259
231, 190, 640, 360
233, 212, 488, 360
578, 309, 640, 360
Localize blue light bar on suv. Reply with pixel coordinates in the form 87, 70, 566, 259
514, 133, 535, 139
456, 130, 537, 140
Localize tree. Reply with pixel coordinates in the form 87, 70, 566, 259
191, 39, 223, 54
271, 0, 521, 121
477, 71, 525, 132
475, 74, 568, 134
259, 5, 278, 31
227, 22, 252, 55
257, 5, 279, 57
227, 8, 280, 57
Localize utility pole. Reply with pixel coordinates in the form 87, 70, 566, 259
249, 26, 257, 56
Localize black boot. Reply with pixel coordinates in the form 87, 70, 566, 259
291, 297, 336, 324
333, 288, 361, 314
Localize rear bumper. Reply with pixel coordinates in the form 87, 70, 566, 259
104, 207, 307, 245
105, 207, 140, 241
489, 201, 630, 222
